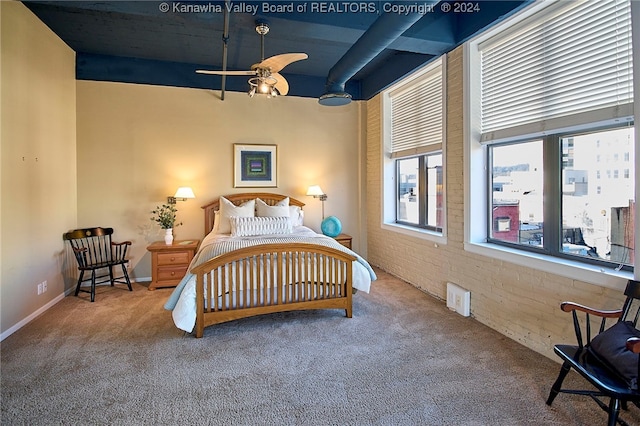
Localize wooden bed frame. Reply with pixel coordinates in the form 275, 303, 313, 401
191, 193, 355, 338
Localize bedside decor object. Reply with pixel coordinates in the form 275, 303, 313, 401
321, 215, 342, 237
151, 203, 182, 245
167, 186, 195, 204
306, 185, 327, 219
234, 144, 277, 188
164, 229, 174, 245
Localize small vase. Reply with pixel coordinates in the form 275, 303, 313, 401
164, 228, 174, 245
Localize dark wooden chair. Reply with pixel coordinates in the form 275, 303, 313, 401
63, 227, 132, 302
546, 279, 640, 426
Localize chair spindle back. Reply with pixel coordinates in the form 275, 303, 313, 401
63, 227, 116, 268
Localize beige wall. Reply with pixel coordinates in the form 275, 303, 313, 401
76, 81, 365, 281
366, 46, 629, 360
1, 2, 77, 337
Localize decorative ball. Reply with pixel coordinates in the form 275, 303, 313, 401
321, 216, 342, 237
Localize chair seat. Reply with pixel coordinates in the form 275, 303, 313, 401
78, 259, 128, 270
554, 344, 639, 399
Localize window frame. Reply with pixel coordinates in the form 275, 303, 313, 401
464, 0, 639, 288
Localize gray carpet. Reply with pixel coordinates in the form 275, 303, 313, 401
2, 267, 639, 425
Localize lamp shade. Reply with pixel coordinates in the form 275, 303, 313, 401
306, 185, 325, 197
174, 187, 195, 199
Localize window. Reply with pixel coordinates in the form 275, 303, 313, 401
382, 57, 446, 238
490, 140, 543, 247
488, 127, 635, 269
396, 153, 443, 231
468, 0, 636, 274
561, 128, 635, 266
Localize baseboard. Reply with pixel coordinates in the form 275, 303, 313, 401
1, 293, 66, 342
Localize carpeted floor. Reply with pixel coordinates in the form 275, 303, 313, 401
2, 267, 639, 425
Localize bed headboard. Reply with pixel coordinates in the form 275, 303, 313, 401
201, 193, 305, 235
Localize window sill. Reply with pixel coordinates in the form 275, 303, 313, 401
464, 241, 633, 291
382, 222, 447, 245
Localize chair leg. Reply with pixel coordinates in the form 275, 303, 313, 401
74, 271, 85, 296
90, 270, 96, 302
121, 263, 132, 291
607, 398, 621, 426
546, 361, 572, 405
109, 266, 115, 287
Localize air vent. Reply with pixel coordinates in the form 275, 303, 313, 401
446, 282, 470, 317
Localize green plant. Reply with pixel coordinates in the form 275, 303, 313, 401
150, 204, 182, 229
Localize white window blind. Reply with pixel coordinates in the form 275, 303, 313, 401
480, 0, 633, 142
390, 58, 443, 158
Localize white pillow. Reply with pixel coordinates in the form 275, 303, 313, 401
229, 216, 292, 237
211, 210, 220, 233
289, 206, 304, 227
256, 197, 289, 217
215, 197, 255, 234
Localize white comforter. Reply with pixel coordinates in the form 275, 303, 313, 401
164, 226, 376, 333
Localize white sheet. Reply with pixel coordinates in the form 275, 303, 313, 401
164, 226, 376, 333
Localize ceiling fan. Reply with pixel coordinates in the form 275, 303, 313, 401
196, 20, 308, 97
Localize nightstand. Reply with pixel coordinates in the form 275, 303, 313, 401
333, 233, 352, 250
146, 240, 199, 290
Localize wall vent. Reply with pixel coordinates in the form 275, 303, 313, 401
446, 282, 470, 317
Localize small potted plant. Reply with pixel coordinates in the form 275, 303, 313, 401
151, 203, 182, 244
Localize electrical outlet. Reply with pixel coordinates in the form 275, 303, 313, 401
37, 283, 43, 295
42, 281, 47, 293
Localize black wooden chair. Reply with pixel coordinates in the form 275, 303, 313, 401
546, 279, 640, 426
63, 227, 133, 302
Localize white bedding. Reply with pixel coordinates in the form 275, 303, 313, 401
164, 226, 376, 333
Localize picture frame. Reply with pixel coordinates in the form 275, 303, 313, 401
233, 144, 277, 188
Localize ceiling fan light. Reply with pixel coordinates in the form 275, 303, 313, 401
259, 81, 270, 94
248, 86, 256, 97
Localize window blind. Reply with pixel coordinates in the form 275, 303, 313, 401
480, 0, 633, 142
390, 59, 443, 158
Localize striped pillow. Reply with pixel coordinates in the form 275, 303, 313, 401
229, 216, 292, 237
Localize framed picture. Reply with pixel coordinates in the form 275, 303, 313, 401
234, 144, 277, 188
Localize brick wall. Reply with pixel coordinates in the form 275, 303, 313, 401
366, 46, 627, 360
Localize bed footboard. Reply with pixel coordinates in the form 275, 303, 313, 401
190, 243, 356, 338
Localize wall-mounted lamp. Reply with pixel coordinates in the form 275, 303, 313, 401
167, 187, 196, 204
306, 185, 327, 219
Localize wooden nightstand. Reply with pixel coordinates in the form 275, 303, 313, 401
333, 233, 352, 250
146, 240, 199, 290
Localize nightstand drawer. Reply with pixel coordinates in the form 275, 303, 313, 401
157, 252, 191, 266
157, 265, 188, 282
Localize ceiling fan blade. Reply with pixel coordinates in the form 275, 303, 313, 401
254, 53, 308, 73
272, 72, 289, 96
196, 70, 256, 76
